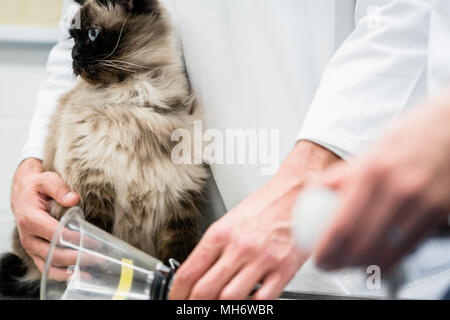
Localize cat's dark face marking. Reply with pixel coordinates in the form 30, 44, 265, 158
70, 0, 166, 84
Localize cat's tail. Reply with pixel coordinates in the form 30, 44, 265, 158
0, 253, 40, 299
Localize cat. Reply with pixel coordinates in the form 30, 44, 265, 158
0, 0, 208, 298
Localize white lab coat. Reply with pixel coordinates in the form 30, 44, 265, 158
21, 0, 450, 299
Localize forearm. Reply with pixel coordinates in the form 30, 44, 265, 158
272, 140, 341, 193
238, 140, 341, 217
280, 140, 341, 177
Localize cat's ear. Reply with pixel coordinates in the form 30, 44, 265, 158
74, 0, 87, 5
96, 0, 158, 14
118, 0, 159, 14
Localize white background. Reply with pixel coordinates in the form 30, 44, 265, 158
0, 42, 53, 254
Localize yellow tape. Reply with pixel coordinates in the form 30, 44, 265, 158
112, 259, 134, 300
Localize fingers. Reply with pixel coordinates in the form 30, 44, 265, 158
218, 258, 270, 300
314, 160, 447, 272
17, 208, 59, 263
30, 239, 95, 283
12, 168, 84, 284
19, 210, 78, 270
24, 209, 60, 242
354, 185, 420, 268
189, 247, 247, 300
314, 173, 378, 270
251, 250, 306, 300
377, 204, 445, 271
32, 255, 70, 282
343, 184, 402, 267
28, 237, 79, 268
252, 271, 290, 300
169, 229, 224, 300
36, 172, 80, 207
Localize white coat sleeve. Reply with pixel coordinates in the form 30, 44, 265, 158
20, 0, 79, 162
298, 0, 433, 159
428, 0, 450, 94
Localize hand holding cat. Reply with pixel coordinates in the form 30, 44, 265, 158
314, 95, 450, 272
169, 141, 341, 300
10, 159, 80, 280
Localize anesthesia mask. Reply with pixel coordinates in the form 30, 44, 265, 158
40, 207, 179, 300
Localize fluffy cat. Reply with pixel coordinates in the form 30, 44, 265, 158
0, 0, 208, 298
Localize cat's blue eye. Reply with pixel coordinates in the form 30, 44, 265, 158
88, 29, 99, 42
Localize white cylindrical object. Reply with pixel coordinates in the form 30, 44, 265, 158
292, 187, 340, 252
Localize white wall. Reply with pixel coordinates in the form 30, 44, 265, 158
0, 42, 53, 254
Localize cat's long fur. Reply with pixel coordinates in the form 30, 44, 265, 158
0, 0, 208, 298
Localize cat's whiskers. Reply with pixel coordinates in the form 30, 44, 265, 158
103, 14, 130, 60
96, 59, 152, 74
99, 64, 133, 73
119, 48, 166, 60
106, 60, 151, 70
98, 60, 133, 69
97, 61, 135, 73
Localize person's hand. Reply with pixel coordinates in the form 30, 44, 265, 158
314, 96, 450, 272
169, 141, 341, 300
10, 158, 80, 276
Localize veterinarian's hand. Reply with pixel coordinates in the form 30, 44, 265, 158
169, 141, 341, 300
314, 96, 450, 272
10, 158, 80, 279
